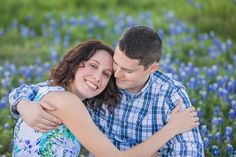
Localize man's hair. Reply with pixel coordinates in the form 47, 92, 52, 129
118, 25, 163, 69
49, 40, 121, 113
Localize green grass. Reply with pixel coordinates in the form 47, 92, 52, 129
1, 0, 235, 39
0, 0, 235, 65
1, 0, 235, 64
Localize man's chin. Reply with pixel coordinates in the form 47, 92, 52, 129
116, 83, 126, 89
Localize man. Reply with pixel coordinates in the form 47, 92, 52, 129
9, 26, 204, 156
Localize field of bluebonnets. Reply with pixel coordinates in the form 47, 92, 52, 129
0, 0, 236, 156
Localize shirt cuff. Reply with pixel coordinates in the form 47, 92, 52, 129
10, 97, 30, 119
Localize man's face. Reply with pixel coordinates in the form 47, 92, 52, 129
113, 46, 156, 94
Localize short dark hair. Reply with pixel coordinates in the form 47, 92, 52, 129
49, 40, 121, 113
118, 26, 163, 69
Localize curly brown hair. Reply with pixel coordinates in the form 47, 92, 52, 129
49, 40, 121, 113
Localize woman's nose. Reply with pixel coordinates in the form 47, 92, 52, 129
92, 72, 102, 82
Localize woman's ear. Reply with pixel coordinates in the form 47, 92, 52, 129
149, 63, 159, 73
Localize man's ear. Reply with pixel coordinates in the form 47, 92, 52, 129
149, 63, 159, 73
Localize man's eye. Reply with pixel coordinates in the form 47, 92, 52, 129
125, 70, 133, 73
103, 72, 110, 78
89, 64, 97, 69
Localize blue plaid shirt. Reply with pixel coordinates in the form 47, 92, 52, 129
9, 71, 204, 157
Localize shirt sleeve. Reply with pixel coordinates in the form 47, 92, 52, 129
164, 86, 205, 157
9, 81, 49, 119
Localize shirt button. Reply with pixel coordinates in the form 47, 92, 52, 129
123, 122, 128, 126
128, 102, 132, 106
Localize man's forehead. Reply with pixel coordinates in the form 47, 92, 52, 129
113, 48, 143, 70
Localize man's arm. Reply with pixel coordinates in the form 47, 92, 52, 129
8, 81, 62, 132
151, 152, 161, 157
164, 87, 204, 157
9, 82, 42, 118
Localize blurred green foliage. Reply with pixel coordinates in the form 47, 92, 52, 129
1, 0, 236, 64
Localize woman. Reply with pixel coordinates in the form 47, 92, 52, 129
13, 40, 199, 157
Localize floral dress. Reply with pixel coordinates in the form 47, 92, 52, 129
13, 85, 81, 157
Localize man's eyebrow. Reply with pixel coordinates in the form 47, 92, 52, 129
90, 59, 100, 64
113, 59, 135, 71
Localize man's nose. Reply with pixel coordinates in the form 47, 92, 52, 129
114, 67, 123, 78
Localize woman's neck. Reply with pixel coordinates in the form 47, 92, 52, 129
67, 83, 85, 101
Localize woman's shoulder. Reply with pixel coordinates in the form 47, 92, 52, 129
41, 91, 87, 125
41, 90, 83, 109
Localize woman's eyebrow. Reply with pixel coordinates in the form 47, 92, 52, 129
90, 59, 113, 73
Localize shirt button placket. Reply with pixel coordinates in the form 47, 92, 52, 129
122, 122, 128, 143
127, 101, 132, 107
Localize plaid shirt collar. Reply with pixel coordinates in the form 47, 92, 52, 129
119, 72, 155, 99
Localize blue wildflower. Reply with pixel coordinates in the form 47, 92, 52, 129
197, 107, 202, 119
3, 123, 10, 130
228, 109, 236, 119
215, 132, 221, 141
0, 28, 4, 36
0, 66, 3, 76
225, 126, 233, 141
214, 106, 221, 116
0, 99, 6, 109
201, 125, 208, 137
50, 50, 58, 62
203, 137, 210, 149
227, 144, 234, 155
212, 145, 220, 156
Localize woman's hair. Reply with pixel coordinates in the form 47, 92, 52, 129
49, 40, 121, 113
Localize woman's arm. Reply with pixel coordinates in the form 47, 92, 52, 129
42, 91, 198, 157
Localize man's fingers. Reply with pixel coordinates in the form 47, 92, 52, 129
34, 122, 57, 131
41, 111, 62, 125
33, 126, 48, 133
39, 117, 61, 127
39, 101, 57, 111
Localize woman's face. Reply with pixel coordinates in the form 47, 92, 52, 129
69, 50, 113, 100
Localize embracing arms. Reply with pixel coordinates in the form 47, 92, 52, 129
42, 91, 198, 157
9, 82, 62, 131
9, 83, 200, 157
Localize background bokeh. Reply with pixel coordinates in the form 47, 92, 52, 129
0, 0, 236, 156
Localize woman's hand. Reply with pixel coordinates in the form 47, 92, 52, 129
167, 100, 199, 135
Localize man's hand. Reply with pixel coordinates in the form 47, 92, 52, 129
17, 100, 62, 132
151, 152, 161, 157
